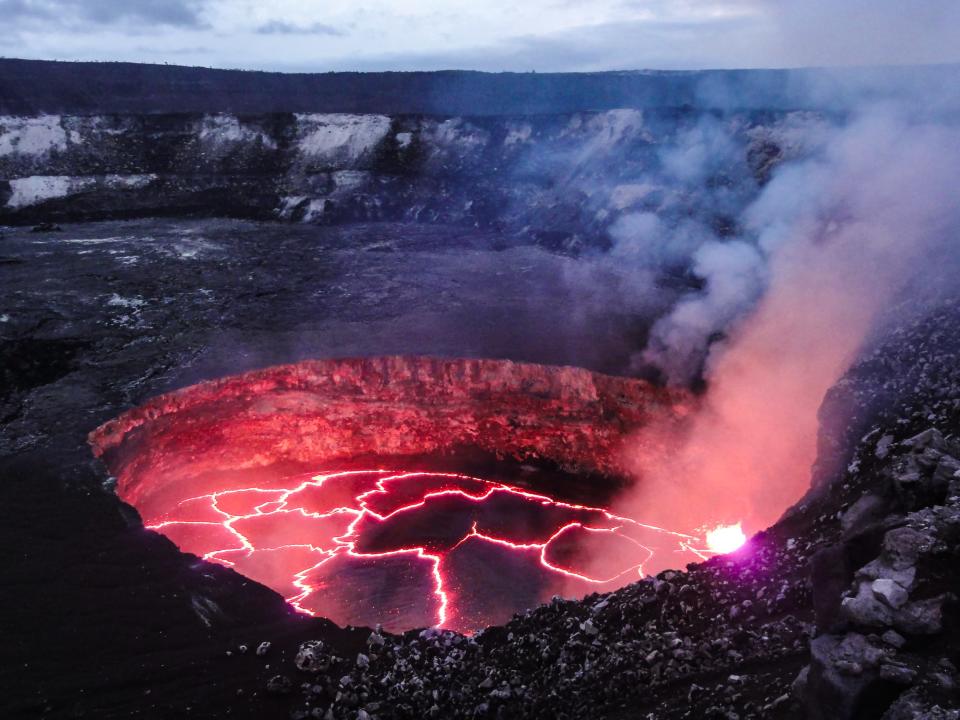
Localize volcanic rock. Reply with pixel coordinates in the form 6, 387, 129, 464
840, 493, 888, 537
879, 663, 917, 685
892, 595, 949, 636
804, 634, 880, 719
881, 630, 906, 649
2, 92, 960, 718
842, 582, 895, 627
89, 356, 692, 515
266, 674, 294, 695
296, 641, 334, 673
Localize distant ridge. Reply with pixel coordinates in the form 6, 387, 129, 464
0, 58, 955, 116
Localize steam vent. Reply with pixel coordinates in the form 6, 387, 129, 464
90, 356, 698, 634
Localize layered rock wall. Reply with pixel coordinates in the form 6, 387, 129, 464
90, 356, 693, 518
0, 110, 824, 251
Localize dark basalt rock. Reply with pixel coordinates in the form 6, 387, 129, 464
804, 633, 882, 720
30, 222, 63, 232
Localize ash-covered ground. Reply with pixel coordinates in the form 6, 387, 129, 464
3, 216, 959, 719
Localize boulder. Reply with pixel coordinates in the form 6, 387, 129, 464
856, 559, 916, 591
266, 674, 293, 695
841, 494, 889, 538
882, 527, 933, 570
871, 579, 909, 609
878, 663, 916, 685
803, 634, 879, 720
892, 595, 950, 636
811, 544, 853, 632
842, 582, 894, 627
295, 640, 333, 673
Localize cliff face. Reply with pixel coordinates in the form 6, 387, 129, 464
0, 109, 825, 250
1, 60, 955, 116
89, 356, 694, 519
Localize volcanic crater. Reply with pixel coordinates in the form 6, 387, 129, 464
90, 356, 702, 634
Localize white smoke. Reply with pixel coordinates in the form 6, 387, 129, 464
617, 104, 960, 546
639, 238, 765, 384
556, 111, 778, 359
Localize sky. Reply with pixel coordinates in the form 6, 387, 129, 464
0, 0, 957, 73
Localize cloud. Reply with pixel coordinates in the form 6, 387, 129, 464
311, 1, 959, 72
0, 0, 210, 28
765, 0, 960, 67
0, 1, 957, 83
255, 20, 344, 37
333, 16, 773, 72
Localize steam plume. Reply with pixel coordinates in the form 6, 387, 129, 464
617, 104, 960, 561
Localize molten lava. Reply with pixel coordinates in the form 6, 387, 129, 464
89, 357, 712, 634
145, 469, 713, 634
705, 523, 747, 554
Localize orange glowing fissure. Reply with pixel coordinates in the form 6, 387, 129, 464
145, 470, 736, 634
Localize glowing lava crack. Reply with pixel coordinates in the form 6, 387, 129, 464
145, 469, 710, 634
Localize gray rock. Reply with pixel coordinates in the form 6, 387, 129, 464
880, 630, 906, 648
835, 634, 884, 670
266, 674, 293, 695
804, 634, 878, 720
880, 689, 952, 720
931, 672, 957, 691
834, 660, 863, 676
871, 578, 909, 609
812, 543, 854, 632
891, 458, 924, 503
856, 559, 917, 591
842, 582, 894, 627
882, 527, 933, 570
903, 428, 960, 456
892, 594, 949, 635
841, 494, 888, 536
791, 665, 809, 698
875, 435, 895, 459
935, 453, 960, 477
879, 663, 916, 685
295, 640, 333, 673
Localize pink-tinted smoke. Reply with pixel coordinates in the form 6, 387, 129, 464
613, 108, 960, 567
